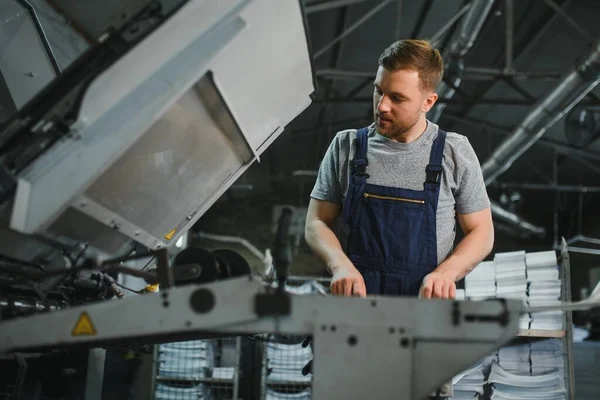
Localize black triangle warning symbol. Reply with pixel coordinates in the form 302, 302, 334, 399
72, 312, 97, 336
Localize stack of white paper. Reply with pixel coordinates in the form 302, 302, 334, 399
158, 340, 215, 380
526, 251, 559, 281
518, 313, 533, 330
488, 360, 567, 400
266, 388, 312, 400
530, 339, 564, 375
465, 261, 496, 300
525, 251, 564, 331
494, 251, 530, 329
155, 383, 208, 400
490, 391, 566, 400
495, 251, 527, 300
266, 341, 313, 383
451, 357, 489, 399
529, 302, 564, 330
528, 281, 561, 302
497, 344, 530, 374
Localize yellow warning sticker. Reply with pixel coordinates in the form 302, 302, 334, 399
165, 229, 177, 241
72, 312, 97, 336
144, 283, 160, 293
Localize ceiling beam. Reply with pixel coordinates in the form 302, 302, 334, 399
315, 67, 564, 81
409, 0, 433, 39
430, 2, 473, 45
541, 0, 595, 43
313, 97, 543, 106
313, 0, 393, 60
305, 0, 373, 14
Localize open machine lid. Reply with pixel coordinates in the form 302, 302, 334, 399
0, 0, 316, 255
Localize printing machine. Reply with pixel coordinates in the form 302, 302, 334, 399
0, 1, 524, 399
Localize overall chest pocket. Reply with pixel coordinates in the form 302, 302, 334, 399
350, 192, 430, 264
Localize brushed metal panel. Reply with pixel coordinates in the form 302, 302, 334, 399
83, 73, 251, 245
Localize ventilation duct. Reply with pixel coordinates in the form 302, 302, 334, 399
481, 37, 600, 185
490, 202, 546, 239
477, 39, 600, 239
429, 0, 495, 123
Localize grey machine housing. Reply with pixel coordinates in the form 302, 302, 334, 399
1, 0, 317, 260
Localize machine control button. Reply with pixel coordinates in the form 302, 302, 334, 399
190, 288, 215, 313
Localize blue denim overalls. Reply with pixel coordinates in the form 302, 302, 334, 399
341, 126, 447, 296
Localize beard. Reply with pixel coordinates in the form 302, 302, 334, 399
374, 110, 420, 139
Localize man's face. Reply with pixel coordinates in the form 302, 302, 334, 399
373, 66, 436, 139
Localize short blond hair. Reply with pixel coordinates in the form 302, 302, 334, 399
378, 39, 444, 92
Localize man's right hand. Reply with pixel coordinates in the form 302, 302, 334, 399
330, 264, 367, 297
304, 199, 367, 297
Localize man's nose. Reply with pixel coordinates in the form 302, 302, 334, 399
377, 95, 391, 113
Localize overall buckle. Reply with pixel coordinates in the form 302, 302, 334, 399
353, 159, 369, 177
425, 164, 442, 184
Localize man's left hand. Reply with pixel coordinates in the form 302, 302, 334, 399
419, 271, 456, 299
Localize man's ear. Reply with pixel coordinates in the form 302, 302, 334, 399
423, 92, 438, 113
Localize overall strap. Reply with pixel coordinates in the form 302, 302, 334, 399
352, 127, 370, 184
341, 127, 370, 225
424, 129, 447, 191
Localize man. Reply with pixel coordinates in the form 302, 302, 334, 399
304, 39, 493, 300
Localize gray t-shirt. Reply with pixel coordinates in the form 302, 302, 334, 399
310, 120, 490, 265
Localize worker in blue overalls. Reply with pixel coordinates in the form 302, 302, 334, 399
305, 39, 494, 299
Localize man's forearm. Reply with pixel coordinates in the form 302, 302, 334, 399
434, 225, 494, 281
305, 220, 352, 274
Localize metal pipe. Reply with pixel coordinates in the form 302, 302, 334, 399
565, 246, 600, 256
313, 0, 393, 60
567, 235, 600, 246
481, 36, 600, 186
15, 0, 61, 75
429, 0, 495, 123
578, 236, 600, 245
